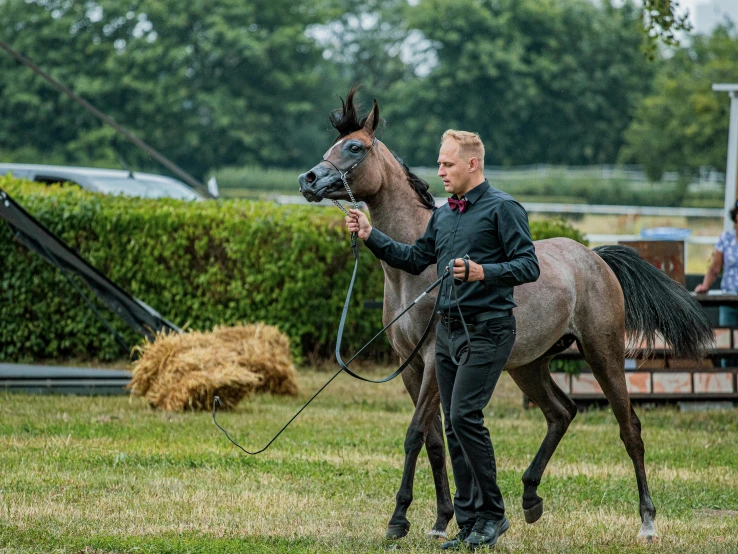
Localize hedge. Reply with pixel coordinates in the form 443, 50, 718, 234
0, 175, 586, 364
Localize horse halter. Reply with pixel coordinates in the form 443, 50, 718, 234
321, 137, 378, 218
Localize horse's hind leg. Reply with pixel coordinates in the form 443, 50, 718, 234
580, 335, 657, 540
508, 355, 578, 524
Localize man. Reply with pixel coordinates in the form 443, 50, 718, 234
346, 130, 539, 549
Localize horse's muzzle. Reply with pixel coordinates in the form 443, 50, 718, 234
298, 165, 340, 202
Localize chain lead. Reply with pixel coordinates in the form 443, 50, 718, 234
331, 166, 361, 216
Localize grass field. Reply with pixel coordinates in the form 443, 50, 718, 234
1, 369, 737, 553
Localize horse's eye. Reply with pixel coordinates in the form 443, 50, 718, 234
349, 144, 362, 153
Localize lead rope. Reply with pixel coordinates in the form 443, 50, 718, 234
331, 173, 360, 256
213, 270, 448, 455
325, 139, 375, 257
448, 256, 472, 366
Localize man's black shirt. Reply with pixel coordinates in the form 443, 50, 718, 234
364, 180, 540, 315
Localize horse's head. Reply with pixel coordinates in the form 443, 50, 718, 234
299, 86, 384, 203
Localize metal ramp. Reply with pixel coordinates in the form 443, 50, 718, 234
0, 363, 131, 395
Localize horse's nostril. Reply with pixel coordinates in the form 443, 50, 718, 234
306, 172, 316, 184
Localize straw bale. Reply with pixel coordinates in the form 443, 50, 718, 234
128, 323, 298, 411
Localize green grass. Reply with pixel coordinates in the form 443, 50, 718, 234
1, 370, 737, 553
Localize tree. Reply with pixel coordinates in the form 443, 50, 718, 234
0, 0, 338, 177
376, 0, 655, 167
641, 0, 693, 57
619, 25, 738, 180
309, 0, 420, 93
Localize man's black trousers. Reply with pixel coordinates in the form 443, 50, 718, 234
435, 314, 516, 526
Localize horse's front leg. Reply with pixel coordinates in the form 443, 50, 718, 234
385, 419, 424, 539
386, 353, 452, 540
424, 407, 454, 539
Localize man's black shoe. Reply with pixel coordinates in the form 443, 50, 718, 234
464, 516, 510, 548
440, 522, 475, 550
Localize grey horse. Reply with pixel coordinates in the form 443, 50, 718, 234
297, 88, 714, 542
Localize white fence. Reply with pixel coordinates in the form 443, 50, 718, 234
585, 233, 718, 245
274, 194, 725, 219
273, 195, 721, 249
411, 164, 726, 191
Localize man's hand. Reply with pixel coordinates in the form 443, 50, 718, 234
453, 258, 485, 282
345, 209, 372, 241
694, 283, 710, 294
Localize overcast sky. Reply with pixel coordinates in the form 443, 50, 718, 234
671, 0, 737, 33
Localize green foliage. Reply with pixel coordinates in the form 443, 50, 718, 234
550, 358, 588, 376
214, 166, 303, 194
313, 0, 419, 93
0, 0, 338, 177
0, 175, 586, 363
530, 218, 588, 246
380, 0, 655, 167
620, 25, 738, 180
0, 175, 385, 363
640, 0, 693, 58
1, 0, 683, 182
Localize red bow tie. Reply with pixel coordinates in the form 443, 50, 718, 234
448, 198, 468, 213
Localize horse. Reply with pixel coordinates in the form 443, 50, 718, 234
297, 87, 714, 542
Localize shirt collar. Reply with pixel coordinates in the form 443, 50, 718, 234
452, 180, 489, 204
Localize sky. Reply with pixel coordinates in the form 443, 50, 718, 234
674, 0, 737, 33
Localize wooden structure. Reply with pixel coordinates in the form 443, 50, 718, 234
547, 294, 738, 407
620, 240, 685, 285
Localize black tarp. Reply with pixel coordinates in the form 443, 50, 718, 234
0, 187, 180, 343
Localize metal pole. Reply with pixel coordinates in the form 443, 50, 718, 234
727, 92, 738, 231
714, 85, 738, 231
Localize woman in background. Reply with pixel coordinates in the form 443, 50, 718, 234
694, 203, 738, 327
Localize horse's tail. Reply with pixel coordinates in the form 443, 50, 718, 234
593, 244, 714, 359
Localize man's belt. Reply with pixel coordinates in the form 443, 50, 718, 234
439, 308, 513, 329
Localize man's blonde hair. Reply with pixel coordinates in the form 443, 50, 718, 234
441, 130, 485, 170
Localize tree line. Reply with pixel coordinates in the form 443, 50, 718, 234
0, 0, 736, 182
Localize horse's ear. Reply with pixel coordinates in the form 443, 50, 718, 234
363, 99, 380, 136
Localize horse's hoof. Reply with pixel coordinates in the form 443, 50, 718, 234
426, 529, 448, 541
386, 523, 410, 540
523, 500, 544, 524
638, 524, 657, 542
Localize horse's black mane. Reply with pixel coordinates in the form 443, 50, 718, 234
329, 86, 436, 212
390, 153, 437, 211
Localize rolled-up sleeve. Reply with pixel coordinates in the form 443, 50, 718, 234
364, 213, 437, 275
481, 200, 539, 287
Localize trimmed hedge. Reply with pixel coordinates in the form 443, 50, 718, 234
0, 175, 586, 363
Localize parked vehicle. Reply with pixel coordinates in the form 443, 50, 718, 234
0, 163, 205, 201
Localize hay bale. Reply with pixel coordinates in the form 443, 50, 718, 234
128, 324, 298, 411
